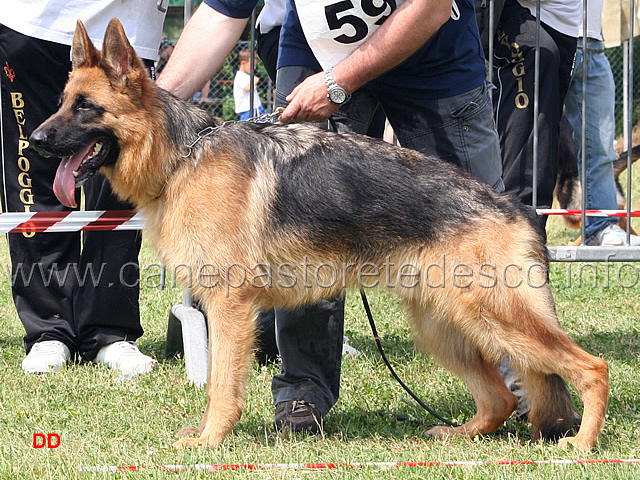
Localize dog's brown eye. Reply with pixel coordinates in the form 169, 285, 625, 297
73, 94, 97, 112
74, 98, 105, 116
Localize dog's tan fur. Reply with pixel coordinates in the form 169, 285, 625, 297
31, 19, 609, 451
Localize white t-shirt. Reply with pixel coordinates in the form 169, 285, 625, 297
579, 0, 604, 40
233, 70, 264, 114
256, 0, 286, 34
1, 0, 166, 60
517, 0, 581, 38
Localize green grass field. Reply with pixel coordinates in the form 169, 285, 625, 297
0, 170, 639, 479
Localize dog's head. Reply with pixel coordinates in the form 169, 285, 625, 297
29, 18, 152, 207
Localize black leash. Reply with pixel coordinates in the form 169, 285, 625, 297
360, 289, 530, 439
359, 289, 459, 428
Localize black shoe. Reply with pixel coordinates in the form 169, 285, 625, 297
274, 400, 323, 434
571, 412, 582, 433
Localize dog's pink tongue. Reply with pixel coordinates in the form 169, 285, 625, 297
53, 146, 90, 208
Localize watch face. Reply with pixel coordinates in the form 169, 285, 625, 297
330, 88, 347, 104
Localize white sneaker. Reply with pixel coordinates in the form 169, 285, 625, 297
22, 340, 71, 374
594, 224, 640, 246
96, 341, 156, 381
342, 336, 360, 359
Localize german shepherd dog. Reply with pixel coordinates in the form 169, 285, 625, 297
30, 19, 609, 450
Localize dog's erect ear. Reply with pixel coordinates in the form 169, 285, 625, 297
72, 20, 100, 70
102, 18, 142, 80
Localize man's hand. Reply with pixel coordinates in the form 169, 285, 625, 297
279, 71, 341, 123
279, 0, 452, 123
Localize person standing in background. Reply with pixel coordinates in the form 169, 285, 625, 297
493, 0, 580, 237
233, 48, 268, 120
0, 0, 165, 378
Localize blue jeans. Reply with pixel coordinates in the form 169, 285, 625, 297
564, 38, 618, 244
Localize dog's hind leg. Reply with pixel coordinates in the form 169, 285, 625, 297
517, 335, 609, 451
490, 286, 609, 451
408, 304, 518, 439
173, 289, 259, 448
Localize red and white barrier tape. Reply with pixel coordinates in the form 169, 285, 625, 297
0, 209, 636, 235
0, 210, 143, 233
537, 209, 640, 218
74, 458, 640, 472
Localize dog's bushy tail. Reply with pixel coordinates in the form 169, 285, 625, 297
525, 372, 577, 441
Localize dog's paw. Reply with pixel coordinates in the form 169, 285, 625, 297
175, 427, 199, 439
173, 437, 203, 448
173, 435, 223, 449
424, 426, 454, 439
557, 435, 595, 452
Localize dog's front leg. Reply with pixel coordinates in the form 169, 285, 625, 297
173, 288, 258, 448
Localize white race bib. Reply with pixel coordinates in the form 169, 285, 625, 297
296, 0, 404, 70
295, 0, 460, 70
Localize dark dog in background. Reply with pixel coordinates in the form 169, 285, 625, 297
556, 115, 638, 243
29, 19, 609, 450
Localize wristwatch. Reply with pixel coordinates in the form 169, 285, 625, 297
324, 69, 350, 105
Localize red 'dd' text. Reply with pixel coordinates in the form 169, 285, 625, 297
32, 433, 60, 449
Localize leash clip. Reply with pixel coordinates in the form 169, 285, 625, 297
182, 108, 284, 158
247, 107, 285, 124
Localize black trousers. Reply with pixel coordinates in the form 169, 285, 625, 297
253, 31, 347, 411
0, 25, 143, 360
493, 0, 577, 233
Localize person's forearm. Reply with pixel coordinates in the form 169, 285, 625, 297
332, 0, 452, 93
157, 4, 248, 100
280, 0, 452, 123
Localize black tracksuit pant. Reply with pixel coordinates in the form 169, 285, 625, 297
0, 25, 143, 360
493, 0, 577, 234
